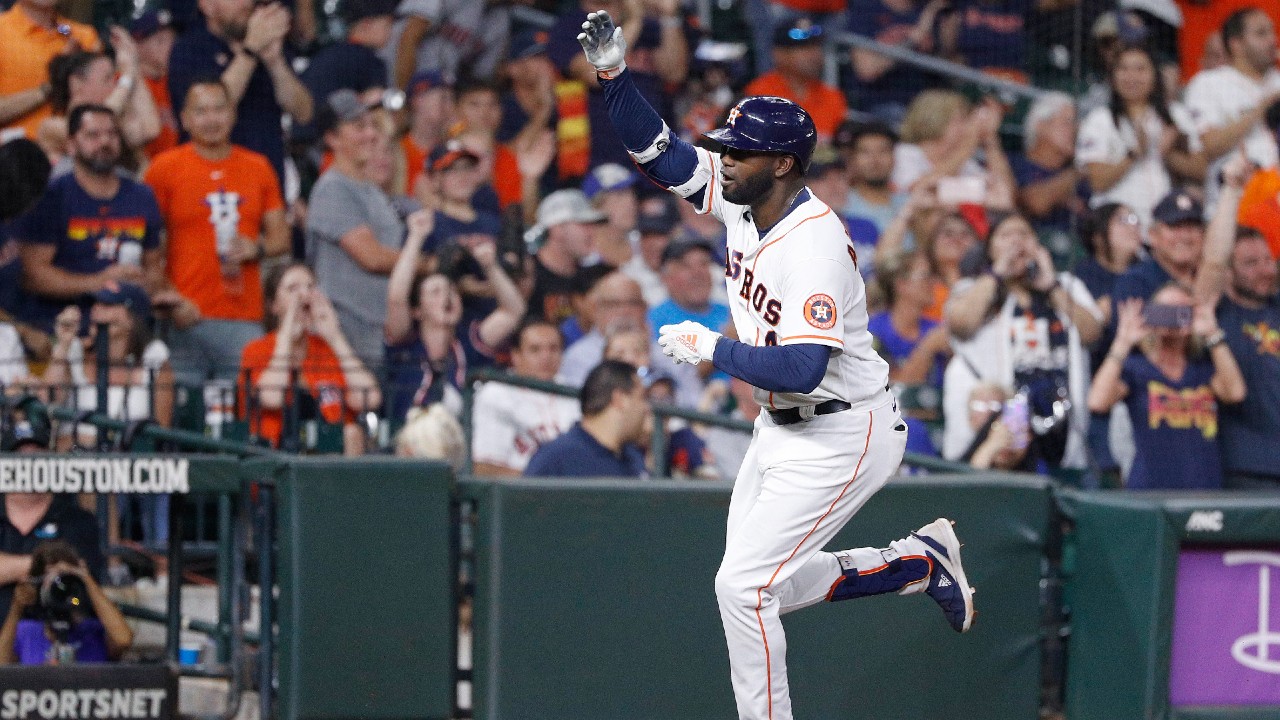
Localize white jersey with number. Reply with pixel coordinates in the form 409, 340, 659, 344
471, 382, 580, 472
677, 146, 889, 411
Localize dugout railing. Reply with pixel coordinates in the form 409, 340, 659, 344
0, 392, 275, 720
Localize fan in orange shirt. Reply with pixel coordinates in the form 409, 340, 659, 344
0, 0, 100, 139
1239, 165, 1280, 259
143, 80, 290, 385
743, 19, 847, 141
239, 263, 380, 454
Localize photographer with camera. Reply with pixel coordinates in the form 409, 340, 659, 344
1087, 284, 1246, 489
0, 421, 105, 621
942, 212, 1103, 470
0, 540, 132, 665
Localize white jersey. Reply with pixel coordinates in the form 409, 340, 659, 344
1184, 65, 1280, 211
471, 382, 580, 472
680, 146, 890, 411
1075, 103, 1201, 228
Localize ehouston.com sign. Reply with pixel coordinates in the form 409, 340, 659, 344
0, 458, 190, 494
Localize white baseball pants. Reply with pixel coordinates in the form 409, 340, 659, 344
716, 397, 913, 720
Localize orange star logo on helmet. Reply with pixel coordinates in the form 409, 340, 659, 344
727, 106, 742, 127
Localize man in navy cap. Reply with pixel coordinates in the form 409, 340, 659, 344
301, 0, 398, 133
1115, 188, 1206, 304
131, 9, 180, 157
583, 162, 639, 268
497, 29, 557, 145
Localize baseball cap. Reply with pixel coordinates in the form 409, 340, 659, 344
660, 236, 717, 265
582, 163, 638, 200
340, 0, 399, 25
773, 19, 824, 48
637, 196, 680, 235
1, 419, 50, 452
537, 189, 607, 228
1151, 189, 1204, 225
92, 282, 151, 318
129, 9, 173, 40
509, 29, 549, 60
427, 139, 480, 172
316, 88, 379, 136
408, 70, 451, 97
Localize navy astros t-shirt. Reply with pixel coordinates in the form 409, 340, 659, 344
9, 174, 162, 331
1121, 353, 1222, 490
1216, 296, 1280, 477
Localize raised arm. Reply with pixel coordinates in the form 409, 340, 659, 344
1195, 152, 1249, 307
465, 236, 526, 350
108, 27, 161, 148
579, 11, 713, 211
1194, 303, 1246, 404
310, 290, 381, 412
1087, 298, 1142, 413
385, 210, 433, 345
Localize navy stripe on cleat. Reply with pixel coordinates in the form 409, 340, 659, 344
911, 518, 976, 633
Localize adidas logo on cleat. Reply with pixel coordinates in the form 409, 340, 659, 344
937, 575, 952, 588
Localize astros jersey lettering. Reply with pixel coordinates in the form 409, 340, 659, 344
689, 145, 890, 411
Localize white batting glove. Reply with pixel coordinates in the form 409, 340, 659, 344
658, 321, 721, 366
577, 10, 628, 79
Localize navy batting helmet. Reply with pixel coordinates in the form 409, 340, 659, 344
704, 96, 817, 173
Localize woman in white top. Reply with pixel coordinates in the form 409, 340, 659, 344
892, 89, 1015, 208
44, 284, 174, 450
1076, 44, 1206, 227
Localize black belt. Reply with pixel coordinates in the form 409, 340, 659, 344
768, 399, 852, 426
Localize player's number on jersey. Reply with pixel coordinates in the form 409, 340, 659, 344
764, 331, 778, 346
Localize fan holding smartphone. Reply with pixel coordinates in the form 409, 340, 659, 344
1087, 285, 1247, 489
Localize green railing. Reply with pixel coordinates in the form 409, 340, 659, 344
1, 394, 272, 720
461, 367, 974, 476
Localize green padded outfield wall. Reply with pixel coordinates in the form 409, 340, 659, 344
1062, 491, 1280, 720
267, 458, 458, 720
465, 474, 1054, 720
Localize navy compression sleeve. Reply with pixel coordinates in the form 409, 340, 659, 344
712, 340, 831, 394
599, 70, 702, 191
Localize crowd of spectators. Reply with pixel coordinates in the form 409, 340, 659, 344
0, 0, 1276, 494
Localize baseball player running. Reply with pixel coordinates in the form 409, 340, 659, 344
578, 11, 975, 720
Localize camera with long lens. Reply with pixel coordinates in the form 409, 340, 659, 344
37, 572, 90, 643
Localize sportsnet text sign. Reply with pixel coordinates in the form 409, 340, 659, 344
0, 664, 176, 719
0, 458, 190, 494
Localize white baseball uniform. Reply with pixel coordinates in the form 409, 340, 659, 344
674, 147, 920, 719
471, 382, 580, 473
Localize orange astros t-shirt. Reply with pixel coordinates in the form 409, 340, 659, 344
144, 144, 283, 322
743, 72, 848, 141
238, 333, 349, 447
